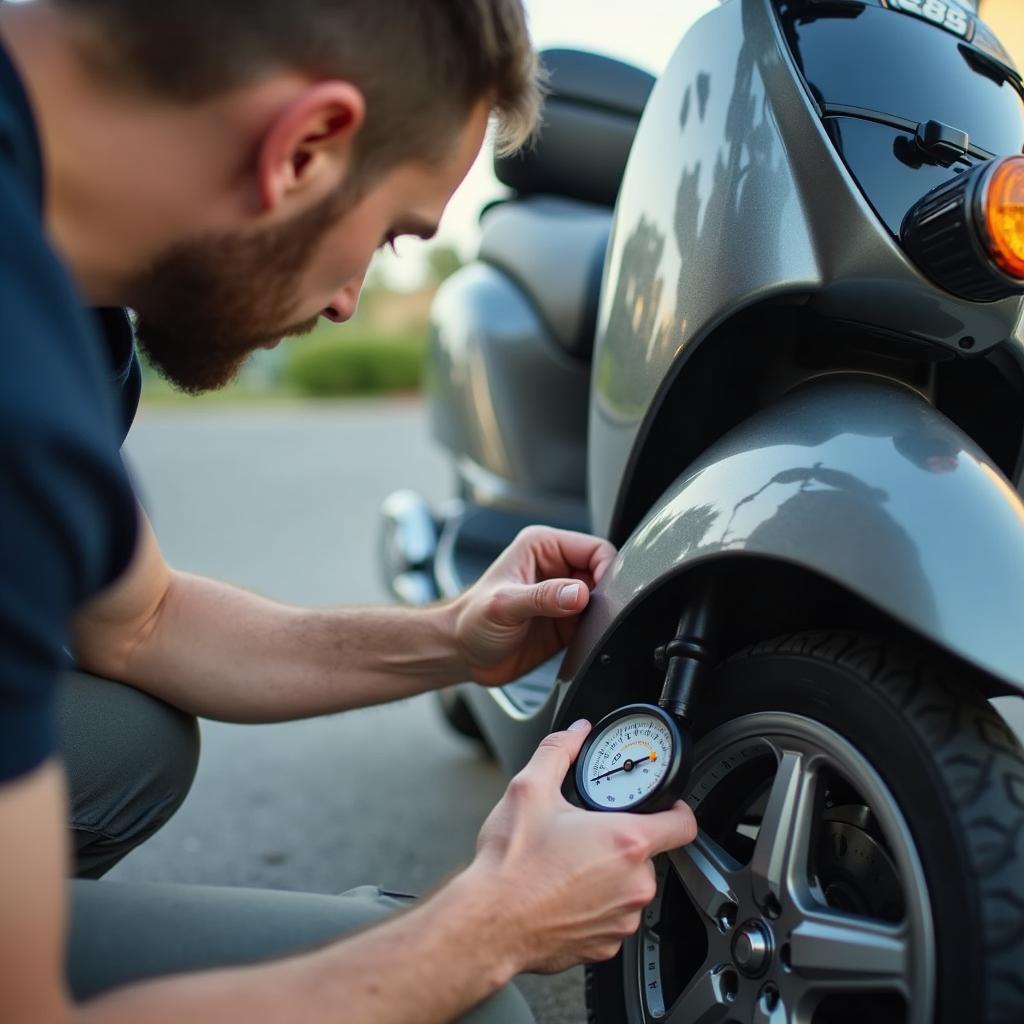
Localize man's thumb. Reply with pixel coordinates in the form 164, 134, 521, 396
488, 580, 590, 626
538, 579, 591, 615
522, 720, 592, 785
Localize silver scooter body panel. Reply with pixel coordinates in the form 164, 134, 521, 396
398, 0, 1024, 775
430, 260, 591, 524
461, 373, 1024, 774
564, 374, 1024, 707
589, 0, 1024, 539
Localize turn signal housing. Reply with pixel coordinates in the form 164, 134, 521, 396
902, 156, 1024, 302
985, 158, 1024, 280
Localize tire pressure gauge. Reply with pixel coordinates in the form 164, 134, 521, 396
575, 703, 693, 814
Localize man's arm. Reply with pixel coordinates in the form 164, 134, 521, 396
0, 763, 69, 1024
72, 511, 614, 723
3, 727, 697, 1024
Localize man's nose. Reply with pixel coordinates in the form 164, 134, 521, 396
322, 274, 366, 324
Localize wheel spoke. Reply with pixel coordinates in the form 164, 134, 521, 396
643, 855, 671, 932
789, 908, 910, 996
750, 750, 815, 909
668, 829, 742, 927
663, 965, 736, 1024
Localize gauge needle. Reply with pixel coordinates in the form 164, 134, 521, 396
590, 754, 653, 783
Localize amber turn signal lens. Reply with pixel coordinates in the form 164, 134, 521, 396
984, 157, 1024, 281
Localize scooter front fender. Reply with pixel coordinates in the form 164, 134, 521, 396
561, 375, 1024, 699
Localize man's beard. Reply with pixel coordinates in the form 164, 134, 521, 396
129, 190, 345, 394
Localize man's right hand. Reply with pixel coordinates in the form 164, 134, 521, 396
467, 720, 698, 975
0, 728, 694, 1024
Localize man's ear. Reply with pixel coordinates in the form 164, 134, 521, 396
257, 81, 366, 212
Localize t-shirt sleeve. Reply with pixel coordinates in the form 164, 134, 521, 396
0, 424, 137, 781
0, 167, 138, 783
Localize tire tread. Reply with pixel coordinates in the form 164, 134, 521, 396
737, 631, 1024, 1023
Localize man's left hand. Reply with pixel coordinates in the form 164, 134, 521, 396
452, 526, 617, 686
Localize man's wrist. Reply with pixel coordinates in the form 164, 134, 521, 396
428, 863, 522, 988
424, 595, 472, 687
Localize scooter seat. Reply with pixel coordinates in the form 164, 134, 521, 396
496, 48, 656, 208
479, 194, 611, 361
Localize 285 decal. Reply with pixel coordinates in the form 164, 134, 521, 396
884, 0, 974, 40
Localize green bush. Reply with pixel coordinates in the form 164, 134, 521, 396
283, 331, 426, 397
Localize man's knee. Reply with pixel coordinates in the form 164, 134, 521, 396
58, 672, 200, 877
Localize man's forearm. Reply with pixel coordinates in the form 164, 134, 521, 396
74, 511, 606, 722
75, 867, 516, 1024
91, 571, 470, 722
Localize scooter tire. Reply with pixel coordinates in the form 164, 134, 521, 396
585, 630, 1024, 1024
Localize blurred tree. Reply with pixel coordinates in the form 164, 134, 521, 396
426, 245, 463, 286
357, 258, 388, 308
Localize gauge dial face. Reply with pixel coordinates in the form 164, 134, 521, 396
578, 711, 675, 810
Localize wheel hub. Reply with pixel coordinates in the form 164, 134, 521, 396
731, 920, 772, 977
629, 715, 935, 1024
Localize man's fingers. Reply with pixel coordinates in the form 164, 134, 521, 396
516, 527, 618, 581
491, 579, 591, 625
589, 546, 616, 586
520, 721, 592, 787
637, 802, 699, 856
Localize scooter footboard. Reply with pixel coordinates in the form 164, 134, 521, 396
560, 374, 1024, 700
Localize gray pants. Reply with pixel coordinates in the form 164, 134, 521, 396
59, 672, 201, 879
60, 672, 533, 1022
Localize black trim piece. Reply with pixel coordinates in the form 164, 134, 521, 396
821, 103, 996, 160
959, 42, 1023, 91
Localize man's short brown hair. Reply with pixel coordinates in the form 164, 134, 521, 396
56, 0, 541, 181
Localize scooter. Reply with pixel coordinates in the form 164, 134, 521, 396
380, 1, 1024, 1020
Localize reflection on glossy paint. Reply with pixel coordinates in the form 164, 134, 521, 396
977, 460, 1024, 524
575, 377, 1024, 692
630, 495, 719, 562
467, 343, 513, 479
624, 454, 906, 586
589, 0, 815, 532
593, 217, 669, 426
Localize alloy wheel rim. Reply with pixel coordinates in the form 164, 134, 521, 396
625, 711, 935, 1024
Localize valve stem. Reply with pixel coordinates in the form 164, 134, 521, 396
655, 586, 717, 723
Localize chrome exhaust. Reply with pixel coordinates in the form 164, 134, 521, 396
378, 490, 440, 605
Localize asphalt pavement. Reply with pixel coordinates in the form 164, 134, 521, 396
110, 398, 585, 1024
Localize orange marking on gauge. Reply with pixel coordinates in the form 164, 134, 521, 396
650, 751, 658, 762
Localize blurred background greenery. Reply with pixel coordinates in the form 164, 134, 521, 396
139, 244, 463, 405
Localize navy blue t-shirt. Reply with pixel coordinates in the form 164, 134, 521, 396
0, 39, 139, 782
